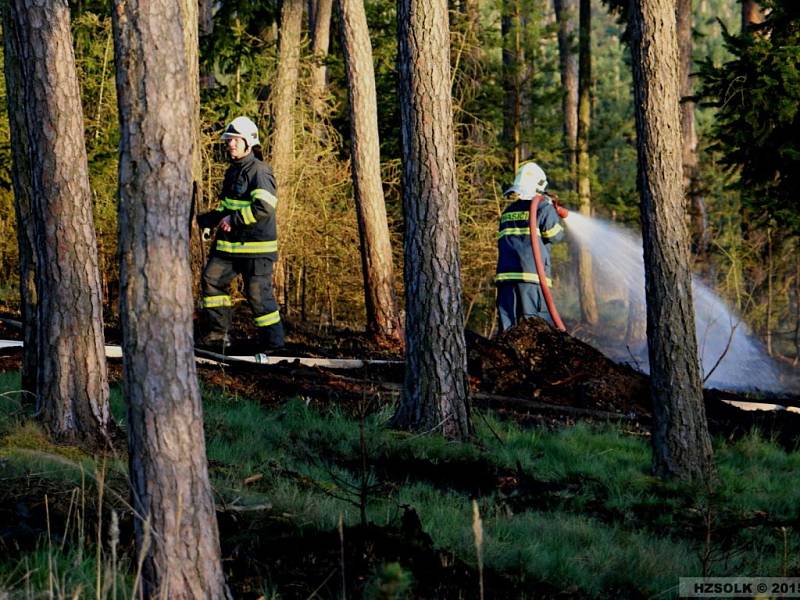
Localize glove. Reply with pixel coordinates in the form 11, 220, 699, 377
202, 228, 212, 242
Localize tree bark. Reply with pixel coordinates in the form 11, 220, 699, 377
337, 0, 403, 342
199, 0, 215, 87
502, 0, 523, 170
554, 0, 579, 183
180, 0, 206, 301
628, 0, 714, 482
310, 0, 334, 118
272, 0, 304, 192
271, 0, 305, 302
5, 0, 110, 442
576, 0, 599, 325
393, 0, 472, 440
112, 0, 229, 596
741, 0, 764, 32
2, 5, 37, 396
676, 0, 706, 258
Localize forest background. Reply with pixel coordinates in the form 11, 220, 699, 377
0, 0, 796, 361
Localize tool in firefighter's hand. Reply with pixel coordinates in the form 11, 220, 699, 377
202, 227, 212, 241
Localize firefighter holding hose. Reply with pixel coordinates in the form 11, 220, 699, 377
495, 161, 568, 332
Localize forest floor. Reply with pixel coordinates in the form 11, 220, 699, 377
2, 315, 800, 598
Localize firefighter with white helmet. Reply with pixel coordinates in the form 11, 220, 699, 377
495, 161, 566, 332
197, 116, 284, 352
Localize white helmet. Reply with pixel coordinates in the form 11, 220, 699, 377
221, 116, 260, 148
505, 161, 548, 199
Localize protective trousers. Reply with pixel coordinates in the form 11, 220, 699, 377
202, 255, 285, 349
496, 282, 549, 332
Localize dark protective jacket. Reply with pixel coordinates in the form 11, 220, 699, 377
198, 152, 278, 260
496, 194, 564, 285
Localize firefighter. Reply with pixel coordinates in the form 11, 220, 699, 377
495, 161, 565, 332
197, 116, 284, 353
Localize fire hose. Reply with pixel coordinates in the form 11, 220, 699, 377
529, 195, 568, 332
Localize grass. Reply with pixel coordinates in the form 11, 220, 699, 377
2, 371, 800, 597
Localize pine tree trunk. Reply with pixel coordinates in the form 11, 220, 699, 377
310, 0, 334, 118
180, 0, 206, 302
393, 0, 471, 440
337, 0, 403, 343
2, 5, 37, 395
502, 0, 523, 170
576, 0, 599, 325
676, 0, 705, 258
271, 0, 304, 302
741, 0, 764, 32
628, 0, 714, 482
6, 0, 110, 442
112, 0, 229, 595
554, 0, 578, 183
199, 0, 215, 87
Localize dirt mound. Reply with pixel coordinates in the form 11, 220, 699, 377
467, 318, 652, 417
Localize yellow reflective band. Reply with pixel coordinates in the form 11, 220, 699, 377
216, 240, 278, 254
251, 188, 278, 209
541, 223, 563, 239
221, 197, 252, 210
255, 310, 281, 327
497, 227, 531, 238
500, 211, 529, 223
202, 295, 232, 308
495, 272, 553, 286
241, 205, 257, 225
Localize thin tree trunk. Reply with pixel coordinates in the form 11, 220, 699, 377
310, 0, 334, 119
392, 0, 471, 440
766, 226, 773, 355
271, 0, 305, 303
576, 0, 599, 325
676, 0, 705, 258
2, 5, 37, 396
741, 0, 764, 32
112, 0, 229, 595
6, 0, 110, 442
502, 0, 523, 171
181, 0, 206, 302
337, 0, 403, 342
199, 0, 215, 87
629, 0, 714, 482
554, 0, 578, 184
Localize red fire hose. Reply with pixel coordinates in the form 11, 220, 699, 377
529, 195, 567, 332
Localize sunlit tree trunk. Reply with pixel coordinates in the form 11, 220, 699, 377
554, 0, 578, 183
629, 0, 714, 482
6, 0, 110, 442
741, 0, 764, 32
112, 0, 229, 595
337, 0, 403, 343
576, 0, 599, 325
271, 0, 304, 303
2, 6, 37, 396
392, 0, 471, 440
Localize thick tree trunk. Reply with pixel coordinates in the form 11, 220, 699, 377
554, 0, 579, 183
576, 0, 599, 325
337, 0, 403, 342
676, 0, 706, 257
2, 6, 37, 395
310, 0, 334, 117
628, 0, 714, 482
502, 0, 523, 170
112, 0, 229, 596
6, 0, 110, 442
393, 0, 471, 440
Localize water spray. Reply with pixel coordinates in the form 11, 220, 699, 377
529, 195, 568, 332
